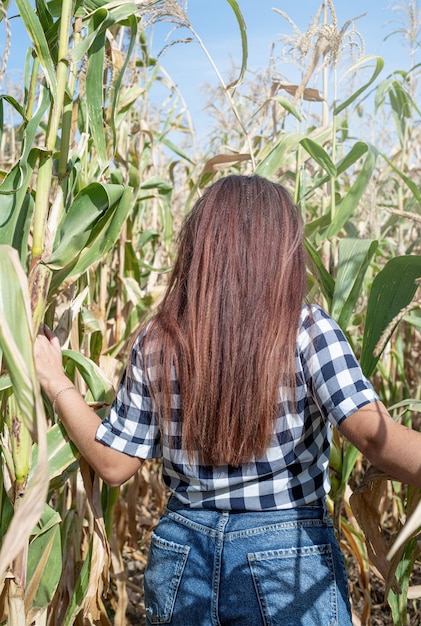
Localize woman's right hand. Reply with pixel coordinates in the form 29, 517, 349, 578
33, 326, 143, 486
33, 325, 72, 403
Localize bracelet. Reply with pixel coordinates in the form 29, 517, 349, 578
52, 386, 77, 413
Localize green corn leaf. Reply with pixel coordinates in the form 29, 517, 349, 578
390, 80, 414, 118
255, 132, 303, 178
340, 443, 361, 491
334, 56, 384, 115
62, 349, 115, 404
109, 14, 139, 152
0, 482, 14, 544
47, 183, 129, 267
62, 542, 92, 626
374, 75, 396, 112
325, 144, 378, 238
115, 84, 143, 119
389, 398, 421, 412
389, 88, 407, 146
380, 153, 421, 206
0, 246, 49, 579
300, 138, 337, 177
48, 186, 133, 293
335, 142, 370, 177
0, 375, 12, 391
20, 83, 52, 166
273, 96, 302, 122
225, 0, 248, 89
0, 82, 50, 194
30, 501, 61, 540
401, 313, 421, 332
0, 95, 26, 122
84, 2, 141, 26
0, 149, 38, 264
360, 255, 421, 377
0, 247, 38, 428
26, 504, 62, 610
70, 4, 140, 63
14, 0, 57, 102
35, 0, 57, 58
331, 238, 378, 329
300, 142, 369, 203
304, 237, 335, 305
80, 0, 123, 11
69, 8, 107, 62
30, 422, 79, 489
140, 177, 175, 194
79, 5, 141, 168
30, 349, 115, 491
86, 12, 108, 169
7, 393, 33, 484
35, 0, 54, 27
388, 538, 418, 624
0, 83, 51, 261
160, 137, 195, 164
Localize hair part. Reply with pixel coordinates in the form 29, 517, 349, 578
143, 174, 307, 466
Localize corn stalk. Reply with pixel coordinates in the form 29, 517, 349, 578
0, 0, 186, 621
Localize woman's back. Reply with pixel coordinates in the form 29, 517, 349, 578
97, 304, 378, 511
142, 174, 307, 467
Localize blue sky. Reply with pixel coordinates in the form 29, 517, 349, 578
2, 1, 418, 139
147, 0, 418, 137
156, 0, 410, 78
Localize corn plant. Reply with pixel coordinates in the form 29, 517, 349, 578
0, 0, 187, 622
0, 0, 254, 622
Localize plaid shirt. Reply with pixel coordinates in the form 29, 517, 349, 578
96, 305, 378, 510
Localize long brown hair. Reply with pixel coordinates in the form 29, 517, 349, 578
143, 174, 306, 466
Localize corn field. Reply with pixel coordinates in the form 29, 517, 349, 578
0, 0, 420, 624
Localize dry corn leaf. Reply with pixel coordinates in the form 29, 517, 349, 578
0, 248, 50, 584
278, 83, 325, 101
349, 466, 401, 594
200, 153, 251, 176
340, 526, 369, 588
79, 460, 111, 624
340, 522, 371, 625
109, 533, 128, 626
407, 585, 421, 600
388, 491, 421, 560
386, 208, 421, 224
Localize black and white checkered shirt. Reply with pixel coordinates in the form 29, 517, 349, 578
96, 305, 378, 510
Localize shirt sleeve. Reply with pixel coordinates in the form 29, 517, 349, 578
299, 305, 379, 428
95, 334, 162, 458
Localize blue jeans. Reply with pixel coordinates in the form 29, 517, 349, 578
144, 497, 352, 625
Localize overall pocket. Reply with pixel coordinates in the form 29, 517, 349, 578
248, 543, 338, 626
144, 532, 190, 624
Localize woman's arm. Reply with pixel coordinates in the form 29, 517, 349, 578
339, 400, 421, 488
34, 328, 142, 487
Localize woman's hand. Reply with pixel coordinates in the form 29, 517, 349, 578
33, 324, 143, 485
33, 325, 72, 403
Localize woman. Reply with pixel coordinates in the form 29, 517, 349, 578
35, 175, 421, 626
